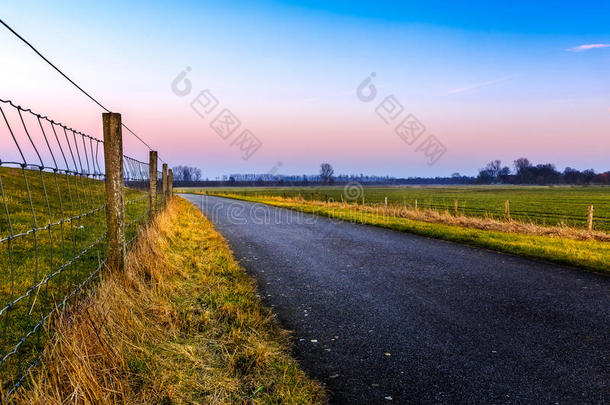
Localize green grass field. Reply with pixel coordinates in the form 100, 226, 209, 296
0, 166, 151, 388
179, 185, 610, 232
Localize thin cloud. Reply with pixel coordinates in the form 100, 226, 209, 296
448, 76, 513, 95
566, 44, 610, 52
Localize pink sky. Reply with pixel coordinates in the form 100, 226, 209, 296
1, 1, 609, 178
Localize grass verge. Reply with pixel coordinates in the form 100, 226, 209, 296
0, 166, 150, 387
8, 197, 326, 404
198, 193, 609, 274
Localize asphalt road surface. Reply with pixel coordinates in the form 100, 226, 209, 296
180, 194, 610, 404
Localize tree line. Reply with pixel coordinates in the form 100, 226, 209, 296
173, 160, 609, 187
477, 158, 610, 185
171, 165, 202, 182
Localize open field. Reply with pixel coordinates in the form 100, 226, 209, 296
0, 167, 150, 389
178, 186, 610, 232
180, 190, 610, 273
10, 197, 327, 404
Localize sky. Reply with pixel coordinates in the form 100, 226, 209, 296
1, 0, 609, 178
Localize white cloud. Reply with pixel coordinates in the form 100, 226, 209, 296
448, 76, 513, 95
566, 44, 610, 52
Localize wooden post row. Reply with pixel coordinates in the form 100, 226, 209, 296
168, 168, 173, 198
103, 113, 126, 272
162, 163, 168, 204
149, 151, 158, 219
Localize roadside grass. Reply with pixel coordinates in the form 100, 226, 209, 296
8, 197, 327, 404
0, 167, 148, 388
179, 185, 610, 232
192, 192, 610, 273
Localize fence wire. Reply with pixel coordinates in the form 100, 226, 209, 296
0, 99, 163, 396
123, 156, 151, 246
229, 189, 610, 231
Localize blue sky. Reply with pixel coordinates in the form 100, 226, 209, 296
1, 0, 609, 178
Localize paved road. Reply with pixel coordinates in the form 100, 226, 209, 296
181, 194, 610, 404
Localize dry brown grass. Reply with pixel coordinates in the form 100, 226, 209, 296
274, 195, 610, 242
7, 197, 326, 404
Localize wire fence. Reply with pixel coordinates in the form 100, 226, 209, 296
123, 156, 154, 246
0, 99, 169, 397
220, 189, 610, 232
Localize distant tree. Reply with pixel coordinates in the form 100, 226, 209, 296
514, 157, 531, 171
193, 167, 202, 181
184, 167, 192, 181
172, 165, 185, 181
510, 159, 562, 184
582, 169, 596, 183
498, 166, 511, 183
563, 167, 582, 184
532, 163, 560, 184
477, 169, 493, 184
487, 160, 502, 179
172, 165, 202, 182
320, 163, 335, 184
564, 167, 596, 184
477, 160, 504, 183
172, 165, 180, 180
514, 158, 533, 183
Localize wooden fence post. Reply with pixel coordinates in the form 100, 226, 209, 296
505, 200, 511, 221
103, 113, 126, 272
149, 151, 157, 220
415, 199, 418, 211
454, 199, 458, 216
162, 163, 168, 204
384, 197, 388, 215
588, 205, 594, 232
168, 168, 173, 198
